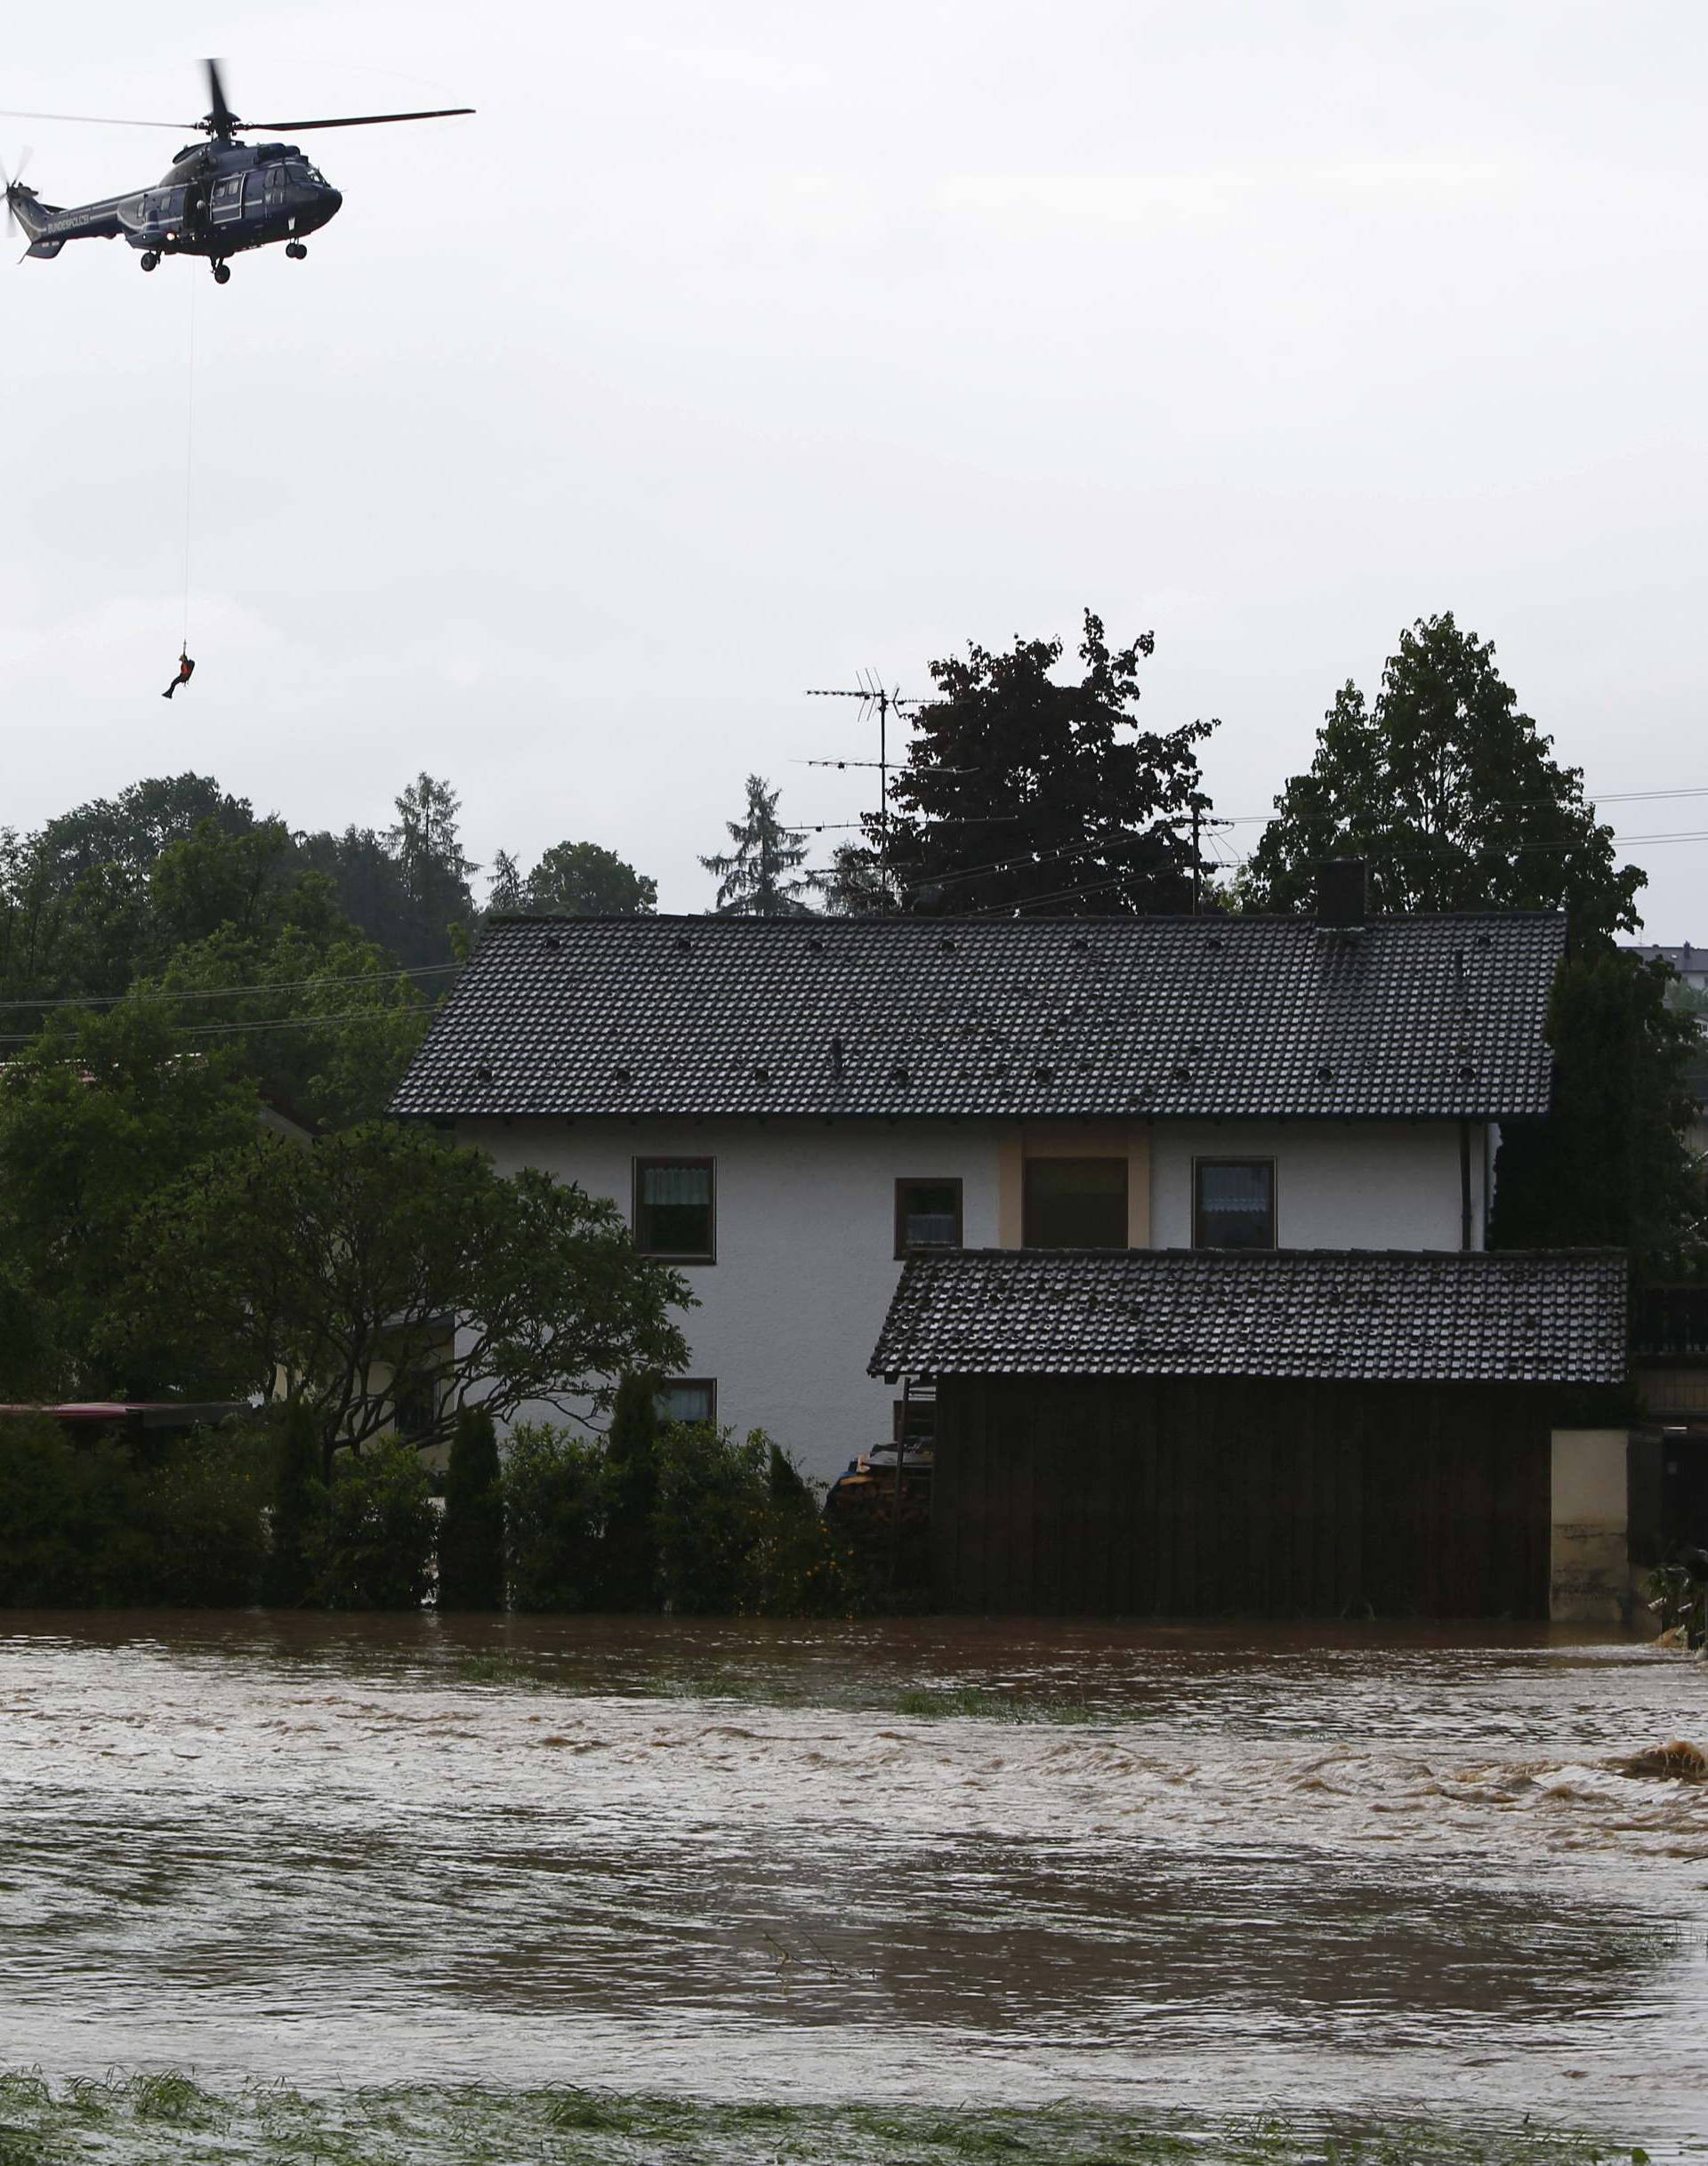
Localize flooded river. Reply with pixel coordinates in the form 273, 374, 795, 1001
1, 1615, 1704, 2145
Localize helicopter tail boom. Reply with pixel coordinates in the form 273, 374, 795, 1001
5, 181, 123, 255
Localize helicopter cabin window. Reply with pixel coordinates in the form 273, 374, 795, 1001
210, 175, 243, 224
245, 169, 270, 209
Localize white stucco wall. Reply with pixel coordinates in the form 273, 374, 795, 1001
1149, 1123, 1484, 1252
464, 1117, 1007, 1481
461, 1115, 1493, 1483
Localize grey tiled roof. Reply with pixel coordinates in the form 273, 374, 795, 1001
392, 912, 1566, 1123
868, 1248, 1628, 1387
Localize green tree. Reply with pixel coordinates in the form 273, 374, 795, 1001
148, 817, 294, 952
701, 776, 818, 915
820, 841, 890, 917
114, 1123, 692, 1479
293, 823, 420, 963
501, 841, 658, 918
389, 773, 478, 964
439, 1404, 505, 1611
36, 773, 256, 892
879, 611, 1213, 916
147, 888, 429, 1128
0, 1001, 258, 1398
1490, 953, 1704, 1272
1240, 615, 1643, 940
263, 1400, 324, 1607
501, 1423, 606, 1612
601, 1371, 662, 1609
319, 1441, 437, 1610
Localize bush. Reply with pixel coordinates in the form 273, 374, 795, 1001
497, 1418, 866, 1617
0, 1417, 143, 1606
318, 1440, 436, 1609
502, 1422, 606, 1613
0, 1414, 270, 1607
653, 1421, 769, 1614
132, 1425, 270, 1606
655, 1425, 866, 1617
439, 1404, 505, 1610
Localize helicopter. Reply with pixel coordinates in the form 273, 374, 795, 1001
1, 60, 471, 282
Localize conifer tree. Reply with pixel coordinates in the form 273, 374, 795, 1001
263, 1399, 322, 1607
438, 1404, 505, 1611
601, 1370, 661, 1609
700, 776, 818, 915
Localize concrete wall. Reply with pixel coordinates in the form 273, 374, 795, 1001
462, 1115, 1493, 1482
1549, 1428, 1631, 1624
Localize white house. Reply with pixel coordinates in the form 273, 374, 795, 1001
393, 867, 1582, 1488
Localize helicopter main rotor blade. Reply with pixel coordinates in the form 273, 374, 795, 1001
238, 107, 474, 132
204, 59, 237, 139
0, 109, 191, 130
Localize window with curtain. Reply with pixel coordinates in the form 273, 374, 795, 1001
1193, 1159, 1276, 1250
894, 1178, 963, 1256
656, 1379, 716, 1426
633, 1158, 715, 1260
1022, 1157, 1128, 1248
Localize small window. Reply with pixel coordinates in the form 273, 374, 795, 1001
657, 1378, 716, 1426
1023, 1156, 1128, 1248
633, 1158, 715, 1261
393, 1369, 438, 1443
895, 1177, 963, 1257
1194, 1159, 1276, 1250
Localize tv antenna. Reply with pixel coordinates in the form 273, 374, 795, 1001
804, 671, 950, 912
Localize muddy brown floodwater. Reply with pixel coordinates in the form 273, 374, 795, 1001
1, 1614, 1705, 2146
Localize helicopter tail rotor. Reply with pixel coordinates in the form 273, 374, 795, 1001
2, 145, 34, 238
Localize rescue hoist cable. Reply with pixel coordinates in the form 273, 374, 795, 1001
180, 263, 197, 649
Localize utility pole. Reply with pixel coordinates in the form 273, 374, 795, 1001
1157, 799, 1229, 914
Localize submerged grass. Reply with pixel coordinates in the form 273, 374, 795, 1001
893, 1684, 1100, 1723
0, 2073, 1662, 2166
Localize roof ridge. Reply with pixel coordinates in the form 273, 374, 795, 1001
479, 909, 1570, 930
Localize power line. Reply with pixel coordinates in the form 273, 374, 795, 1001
0, 958, 461, 1015
0, 1005, 423, 1050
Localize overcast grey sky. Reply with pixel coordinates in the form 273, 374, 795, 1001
4, 2, 1706, 932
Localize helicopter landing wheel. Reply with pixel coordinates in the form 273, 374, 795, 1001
212, 260, 231, 285
140, 251, 159, 273
286, 240, 307, 261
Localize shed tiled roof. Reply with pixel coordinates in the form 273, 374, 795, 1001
868, 1248, 1628, 1387
392, 912, 1566, 1123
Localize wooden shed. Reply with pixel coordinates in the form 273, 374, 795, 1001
870, 1248, 1630, 1619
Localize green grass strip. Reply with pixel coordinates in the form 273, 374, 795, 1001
0, 2070, 1664, 2166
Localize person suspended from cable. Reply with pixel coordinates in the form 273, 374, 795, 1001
162, 649, 195, 700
